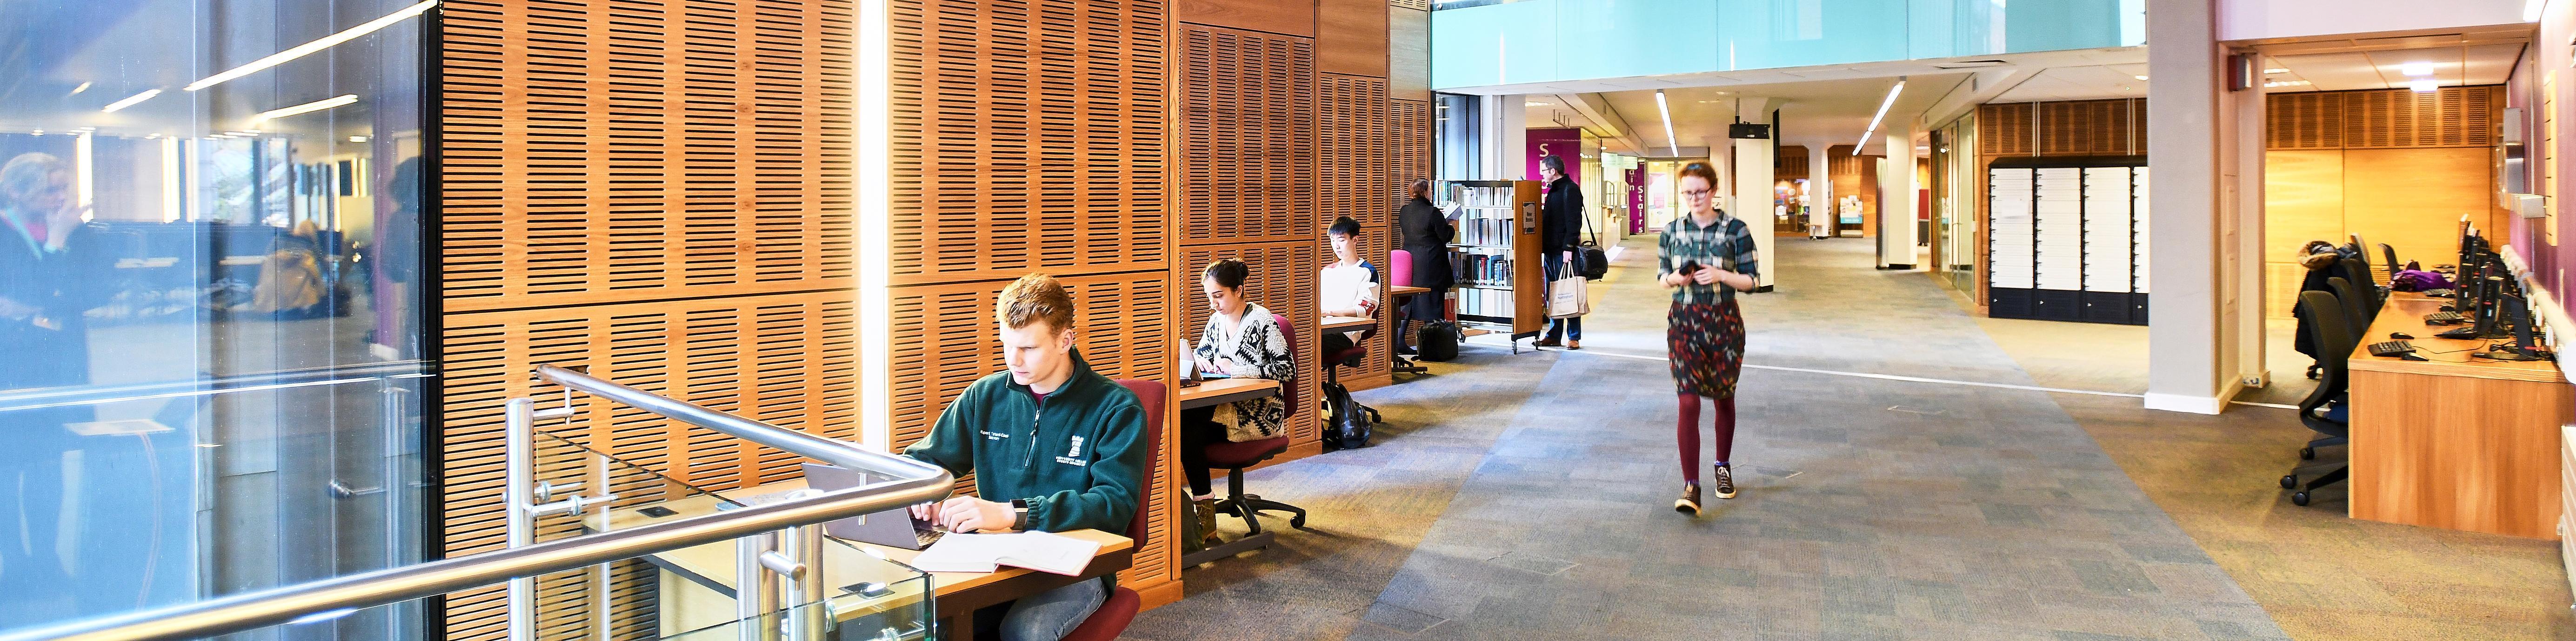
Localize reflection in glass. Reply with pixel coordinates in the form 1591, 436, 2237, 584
0, 0, 427, 635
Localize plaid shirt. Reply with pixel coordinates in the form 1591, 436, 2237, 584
1657, 211, 1760, 304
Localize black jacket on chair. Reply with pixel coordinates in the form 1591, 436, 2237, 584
1396, 196, 1454, 291
1540, 175, 1583, 254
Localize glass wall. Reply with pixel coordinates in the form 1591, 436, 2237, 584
0, 0, 429, 636
1435, 92, 1484, 182
1432, 0, 2146, 89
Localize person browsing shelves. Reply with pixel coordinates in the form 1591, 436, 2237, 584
1181, 259, 1294, 543
901, 273, 1148, 641
1318, 216, 1379, 357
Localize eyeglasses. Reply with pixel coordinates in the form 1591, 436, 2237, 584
1679, 189, 1714, 198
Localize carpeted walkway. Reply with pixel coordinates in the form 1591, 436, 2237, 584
1121, 233, 2569, 641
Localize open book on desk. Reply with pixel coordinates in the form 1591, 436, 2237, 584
904, 531, 1102, 576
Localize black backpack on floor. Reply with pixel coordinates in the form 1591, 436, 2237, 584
1414, 320, 1461, 362
1321, 381, 1377, 451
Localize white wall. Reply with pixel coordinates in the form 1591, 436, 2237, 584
2146, 0, 2235, 414
2218, 0, 2526, 41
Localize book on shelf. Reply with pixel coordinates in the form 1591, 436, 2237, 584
1448, 253, 1514, 286
1456, 287, 1513, 319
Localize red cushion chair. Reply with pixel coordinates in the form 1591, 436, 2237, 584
1059, 379, 1164, 641
1180, 314, 1310, 567
1386, 249, 1428, 376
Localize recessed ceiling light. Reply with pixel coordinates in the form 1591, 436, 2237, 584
348, 135, 369, 143
2400, 61, 2435, 76
2263, 67, 2289, 74
2409, 79, 2439, 92
2133, 75, 2148, 81
2262, 80, 2312, 88
1526, 101, 1548, 107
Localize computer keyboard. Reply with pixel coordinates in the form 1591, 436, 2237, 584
2423, 311, 2464, 324
916, 526, 946, 547
2367, 340, 2415, 358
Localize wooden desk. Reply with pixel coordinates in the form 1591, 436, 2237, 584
2347, 295, 2571, 538
594, 480, 1135, 636
1321, 315, 1375, 332
1176, 378, 1280, 410
1387, 285, 1430, 298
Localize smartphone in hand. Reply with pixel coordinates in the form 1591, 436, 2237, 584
1677, 261, 1702, 275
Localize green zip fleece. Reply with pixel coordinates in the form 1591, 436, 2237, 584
901, 351, 1147, 534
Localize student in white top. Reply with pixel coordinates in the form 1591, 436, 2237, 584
1317, 216, 1378, 358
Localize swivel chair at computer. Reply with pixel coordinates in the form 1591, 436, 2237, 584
2281, 290, 2353, 506
2326, 277, 2371, 342
1181, 312, 1311, 567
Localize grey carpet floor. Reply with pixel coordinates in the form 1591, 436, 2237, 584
1123, 236, 2291, 640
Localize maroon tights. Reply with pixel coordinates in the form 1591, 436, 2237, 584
1676, 393, 1736, 484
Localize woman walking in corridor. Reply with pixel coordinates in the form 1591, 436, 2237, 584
1659, 161, 1759, 515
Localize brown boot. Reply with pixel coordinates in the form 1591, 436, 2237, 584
1194, 498, 1221, 543
1674, 484, 1702, 515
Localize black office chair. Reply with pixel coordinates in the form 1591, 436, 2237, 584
2379, 243, 2403, 283
2327, 277, 2373, 340
2340, 256, 2383, 316
2282, 290, 2352, 506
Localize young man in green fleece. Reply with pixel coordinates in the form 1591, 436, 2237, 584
902, 272, 1148, 641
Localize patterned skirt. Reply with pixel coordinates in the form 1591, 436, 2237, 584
1668, 300, 1746, 398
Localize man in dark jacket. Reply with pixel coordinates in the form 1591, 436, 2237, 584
1395, 179, 1453, 354
903, 273, 1148, 641
1536, 155, 1584, 349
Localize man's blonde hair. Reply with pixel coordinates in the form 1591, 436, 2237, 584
996, 273, 1076, 331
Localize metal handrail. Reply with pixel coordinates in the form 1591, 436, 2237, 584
0, 359, 434, 412
0, 366, 951, 641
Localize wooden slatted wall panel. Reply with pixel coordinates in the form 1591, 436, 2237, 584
888, 0, 1181, 594
2266, 86, 2502, 150
1320, 74, 1394, 387
440, 0, 854, 313
1979, 102, 2033, 156
1180, 24, 1319, 245
889, 0, 1169, 285
1178, 243, 1326, 445
1775, 145, 1810, 181
440, 1, 860, 637
1391, 0, 1431, 10
1352, 97, 1432, 389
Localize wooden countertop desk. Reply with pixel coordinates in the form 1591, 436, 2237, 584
1387, 285, 1430, 297
1320, 315, 1375, 332
1176, 377, 1280, 410
592, 479, 1134, 634
2346, 295, 2571, 538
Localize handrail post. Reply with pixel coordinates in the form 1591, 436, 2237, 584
502, 398, 537, 640
785, 521, 829, 641
735, 532, 784, 641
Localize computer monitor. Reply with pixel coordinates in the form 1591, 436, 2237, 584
2481, 295, 2546, 362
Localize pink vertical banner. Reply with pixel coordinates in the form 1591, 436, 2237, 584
1628, 167, 1646, 234
1525, 127, 1582, 185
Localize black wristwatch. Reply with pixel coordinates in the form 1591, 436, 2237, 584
1010, 499, 1030, 529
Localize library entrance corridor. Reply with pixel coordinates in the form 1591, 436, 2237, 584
1124, 236, 2572, 641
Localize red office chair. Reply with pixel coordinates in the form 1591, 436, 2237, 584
1181, 314, 1309, 566
1060, 378, 1165, 641
1387, 249, 1428, 376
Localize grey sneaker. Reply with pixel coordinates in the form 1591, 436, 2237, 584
1675, 484, 1702, 514
1713, 465, 1737, 499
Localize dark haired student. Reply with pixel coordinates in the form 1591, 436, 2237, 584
1318, 216, 1379, 357
902, 273, 1148, 641
1181, 259, 1295, 542
1659, 161, 1760, 516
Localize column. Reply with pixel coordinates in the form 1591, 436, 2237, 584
1734, 98, 1779, 288
1810, 143, 1833, 236
2144, 0, 2232, 413
1879, 124, 1918, 269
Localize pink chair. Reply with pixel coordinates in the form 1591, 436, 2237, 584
1386, 249, 1428, 375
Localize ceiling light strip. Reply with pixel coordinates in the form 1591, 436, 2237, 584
102, 89, 162, 113
1856, 79, 1906, 155
1655, 90, 1679, 157
252, 94, 360, 122
185, 0, 439, 92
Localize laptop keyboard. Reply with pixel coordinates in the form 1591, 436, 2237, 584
916, 527, 946, 547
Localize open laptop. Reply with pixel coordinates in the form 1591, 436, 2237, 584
801, 463, 946, 550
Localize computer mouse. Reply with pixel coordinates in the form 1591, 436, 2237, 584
2389, 332, 2415, 340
